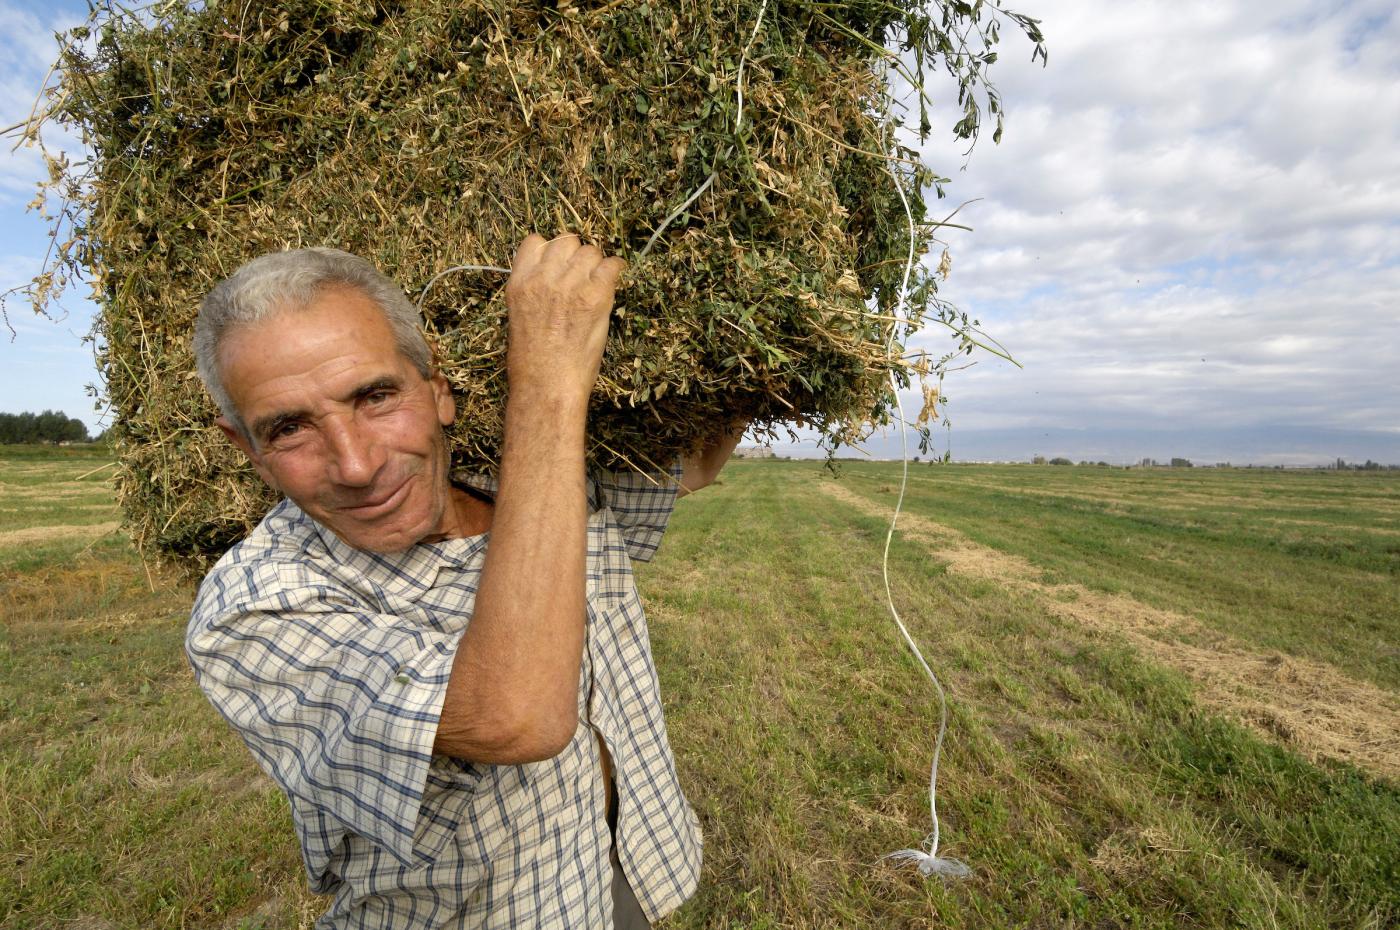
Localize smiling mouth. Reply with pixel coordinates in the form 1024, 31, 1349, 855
340, 477, 412, 520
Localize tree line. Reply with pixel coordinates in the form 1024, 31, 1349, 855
0, 410, 90, 444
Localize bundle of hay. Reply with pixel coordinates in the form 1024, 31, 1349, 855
24, 0, 1042, 571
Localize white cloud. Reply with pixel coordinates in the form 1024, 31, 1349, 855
892, 0, 1400, 448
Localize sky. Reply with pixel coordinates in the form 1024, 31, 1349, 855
1, 3, 96, 424
1, 0, 1396, 463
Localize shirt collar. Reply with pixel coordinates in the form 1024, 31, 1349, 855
299, 500, 490, 603
292, 471, 601, 601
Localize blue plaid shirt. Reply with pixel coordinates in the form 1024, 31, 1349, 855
187, 467, 702, 928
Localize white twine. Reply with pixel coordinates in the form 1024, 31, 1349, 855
423, 0, 769, 273
875, 150, 970, 880
639, 0, 769, 257
415, 0, 968, 881
415, 263, 511, 313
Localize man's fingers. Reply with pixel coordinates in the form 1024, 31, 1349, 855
565, 242, 603, 268
510, 232, 623, 308
590, 256, 627, 290
511, 233, 547, 274
541, 232, 582, 266
563, 243, 605, 285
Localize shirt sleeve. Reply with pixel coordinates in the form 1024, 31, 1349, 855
186, 558, 459, 870
593, 460, 684, 562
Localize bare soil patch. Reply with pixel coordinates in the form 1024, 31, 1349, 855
819, 480, 1400, 780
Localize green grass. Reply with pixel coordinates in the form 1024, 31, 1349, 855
1, 450, 1395, 928
0, 447, 319, 929
0, 445, 126, 573
830, 461, 1400, 691
645, 462, 1397, 928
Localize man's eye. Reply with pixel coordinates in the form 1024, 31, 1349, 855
272, 422, 301, 439
366, 391, 393, 405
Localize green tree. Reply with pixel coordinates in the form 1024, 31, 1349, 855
0, 410, 89, 443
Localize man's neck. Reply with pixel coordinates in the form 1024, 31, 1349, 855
418, 485, 494, 543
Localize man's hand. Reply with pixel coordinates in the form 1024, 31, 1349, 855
504, 233, 626, 404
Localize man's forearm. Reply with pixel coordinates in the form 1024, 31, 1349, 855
431, 232, 621, 764
435, 391, 588, 763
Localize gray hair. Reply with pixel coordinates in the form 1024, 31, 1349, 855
194, 248, 433, 437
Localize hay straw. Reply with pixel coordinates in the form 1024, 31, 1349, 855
17, 0, 1044, 572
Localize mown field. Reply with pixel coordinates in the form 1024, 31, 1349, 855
1, 448, 1396, 929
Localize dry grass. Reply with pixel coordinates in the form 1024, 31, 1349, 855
903, 472, 1400, 522
817, 478, 1400, 780
0, 520, 120, 548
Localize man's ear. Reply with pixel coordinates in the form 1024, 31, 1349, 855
216, 416, 279, 491
429, 371, 456, 428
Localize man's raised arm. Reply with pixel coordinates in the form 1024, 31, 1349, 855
432, 233, 624, 764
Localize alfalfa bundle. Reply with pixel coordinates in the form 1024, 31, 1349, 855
23, 0, 1043, 572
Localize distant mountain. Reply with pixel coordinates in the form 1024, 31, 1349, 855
767, 425, 1400, 467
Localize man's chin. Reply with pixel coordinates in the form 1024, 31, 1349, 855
320, 514, 433, 554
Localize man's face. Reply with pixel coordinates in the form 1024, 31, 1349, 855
215, 286, 457, 553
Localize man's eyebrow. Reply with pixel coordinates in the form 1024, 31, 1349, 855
347, 377, 402, 401
252, 409, 308, 443
250, 377, 404, 443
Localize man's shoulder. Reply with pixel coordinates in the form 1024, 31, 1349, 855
190, 500, 344, 624
209, 498, 327, 571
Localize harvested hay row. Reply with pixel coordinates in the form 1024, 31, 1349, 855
0, 521, 121, 549
22, 0, 1042, 571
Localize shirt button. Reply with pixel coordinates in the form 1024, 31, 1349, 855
394, 671, 411, 685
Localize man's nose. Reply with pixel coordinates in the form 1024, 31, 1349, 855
323, 415, 383, 488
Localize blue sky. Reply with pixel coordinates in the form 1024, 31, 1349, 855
2, 0, 1397, 462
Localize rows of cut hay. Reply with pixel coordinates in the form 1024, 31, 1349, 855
24, 0, 1041, 571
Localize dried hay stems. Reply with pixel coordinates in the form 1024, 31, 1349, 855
15, 0, 1043, 571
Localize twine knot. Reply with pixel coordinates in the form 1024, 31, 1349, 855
882, 848, 972, 879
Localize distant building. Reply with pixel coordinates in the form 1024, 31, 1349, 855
733, 445, 776, 459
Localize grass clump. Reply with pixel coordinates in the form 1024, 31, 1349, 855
16, 0, 1042, 571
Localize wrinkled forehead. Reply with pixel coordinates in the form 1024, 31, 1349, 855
221, 284, 400, 355
218, 289, 413, 400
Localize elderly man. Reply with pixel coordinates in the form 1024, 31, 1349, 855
186, 234, 743, 928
